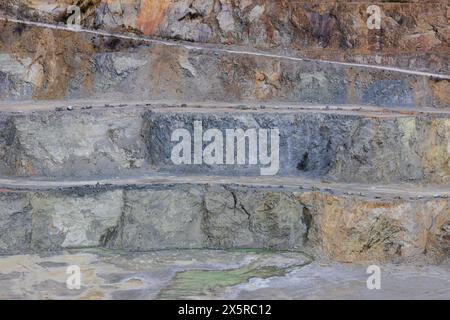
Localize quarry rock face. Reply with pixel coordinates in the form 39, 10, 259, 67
0, 22, 450, 108
2, 1, 449, 73
299, 192, 450, 264
0, 104, 449, 185
144, 106, 450, 184
0, 0, 449, 276
0, 181, 448, 264
0, 20, 449, 107
0, 108, 147, 177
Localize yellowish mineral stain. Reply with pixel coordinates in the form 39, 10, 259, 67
431, 80, 450, 106
422, 119, 450, 181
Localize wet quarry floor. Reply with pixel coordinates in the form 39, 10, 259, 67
0, 249, 448, 300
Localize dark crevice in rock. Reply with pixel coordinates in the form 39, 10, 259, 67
239, 203, 251, 221
178, 11, 204, 22
100, 190, 126, 248
301, 206, 312, 244
225, 186, 252, 228
99, 225, 118, 247
297, 152, 309, 171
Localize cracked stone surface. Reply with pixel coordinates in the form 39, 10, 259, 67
0, 103, 449, 185
0, 21, 449, 108
0, 180, 448, 264
0, 106, 147, 177
0, 249, 448, 300
1, 1, 449, 74
0, 2, 448, 300
145, 106, 450, 184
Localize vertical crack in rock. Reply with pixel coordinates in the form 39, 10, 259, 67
202, 185, 251, 248
100, 189, 127, 248
297, 152, 309, 171
301, 206, 312, 244
225, 186, 252, 224
0, 116, 17, 175
228, 187, 253, 230
3, 117, 32, 176
239, 203, 251, 222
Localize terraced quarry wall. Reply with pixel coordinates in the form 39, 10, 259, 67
0, 1, 449, 268
0, 103, 449, 184
1, 178, 449, 264
0, 103, 448, 264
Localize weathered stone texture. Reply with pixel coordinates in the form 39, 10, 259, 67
30, 190, 123, 250
2, 1, 449, 73
105, 188, 205, 250
145, 108, 450, 184
0, 106, 449, 184
0, 185, 448, 264
0, 192, 31, 254
298, 192, 450, 264
0, 21, 448, 108
0, 108, 147, 177
203, 186, 308, 249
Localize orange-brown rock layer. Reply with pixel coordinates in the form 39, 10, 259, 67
1, 0, 449, 73
1, 21, 448, 108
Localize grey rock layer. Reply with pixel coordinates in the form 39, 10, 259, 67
0, 108, 147, 177
145, 108, 450, 184
0, 182, 448, 264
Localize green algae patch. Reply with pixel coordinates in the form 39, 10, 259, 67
158, 250, 312, 299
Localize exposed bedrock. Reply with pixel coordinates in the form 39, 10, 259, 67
0, 105, 449, 184
1, 1, 449, 73
145, 108, 450, 184
0, 184, 448, 264
0, 108, 147, 177
0, 21, 449, 108
0, 1, 448, 270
